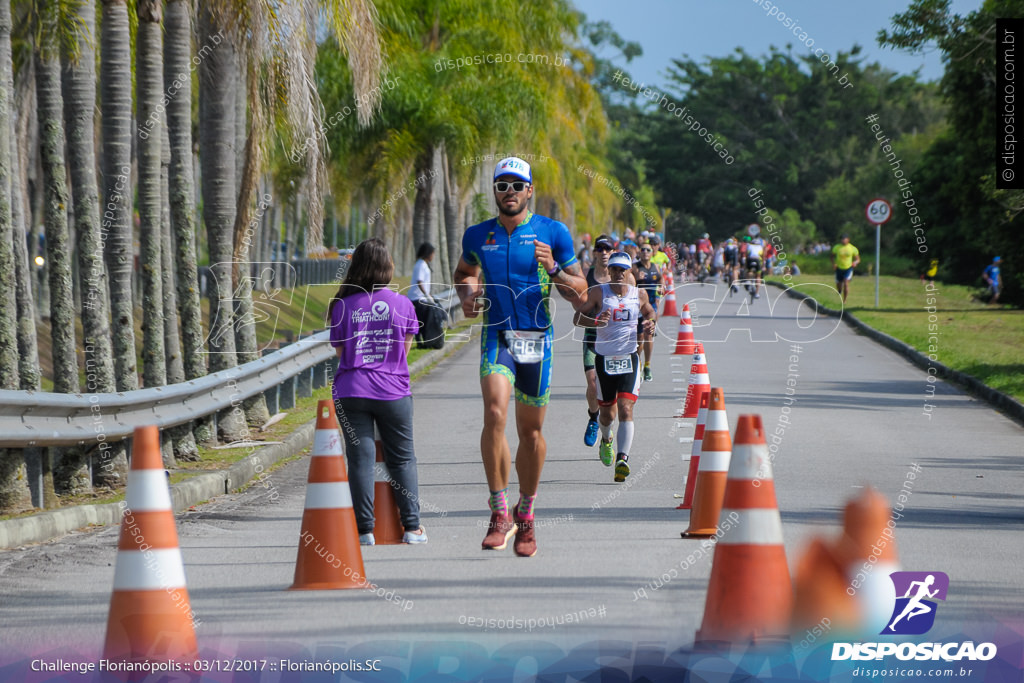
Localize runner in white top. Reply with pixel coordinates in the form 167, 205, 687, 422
573, 252, 656, 482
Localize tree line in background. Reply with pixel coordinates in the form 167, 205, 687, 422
603, 0, 1022, 301
0, 0, 1018, 515
0, 0, 386, 512
0, 0, 655, 514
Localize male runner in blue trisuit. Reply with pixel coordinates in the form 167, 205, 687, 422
454, 157, 587, 557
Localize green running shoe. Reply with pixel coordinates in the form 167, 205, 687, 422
599, 435, 614, 466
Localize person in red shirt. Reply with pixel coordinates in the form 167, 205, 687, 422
763, 242, 777, 273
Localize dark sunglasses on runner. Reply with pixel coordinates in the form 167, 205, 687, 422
494, 181, 529, 193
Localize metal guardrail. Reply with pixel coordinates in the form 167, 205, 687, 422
0, 288, 457, 448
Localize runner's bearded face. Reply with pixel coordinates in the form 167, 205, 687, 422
494, 175, 532, 217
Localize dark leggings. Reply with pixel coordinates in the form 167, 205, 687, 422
333, 395, 421, 535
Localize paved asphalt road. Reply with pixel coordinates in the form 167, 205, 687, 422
1, 279, 1022, 677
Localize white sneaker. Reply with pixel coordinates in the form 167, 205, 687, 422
359, 533, 375, 546
403, 527, 428, 544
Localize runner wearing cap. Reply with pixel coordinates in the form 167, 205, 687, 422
574, 251, 656, 482
454, 156, 587, 557
578, 235, 637, 446
580, 234, 614, 447
633, 243, 661, 382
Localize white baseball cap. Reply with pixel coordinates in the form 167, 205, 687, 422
608, 252, 632, 270
493, 157, 532, 183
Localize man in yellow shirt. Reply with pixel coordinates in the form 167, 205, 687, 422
831, 234, 861, 303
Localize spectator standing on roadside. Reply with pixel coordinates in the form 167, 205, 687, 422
330, 238, 427, 546
983, 256, 1003, 304
409, 242, 436, 329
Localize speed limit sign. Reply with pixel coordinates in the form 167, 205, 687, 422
747, 223, 760, 236
866, 198, 892, 225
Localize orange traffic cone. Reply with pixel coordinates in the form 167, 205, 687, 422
682, 388, 731, 537
679, 344, 710, 419
662, 270, 679, 317
835, 487, 900, 634
695, 415, 792, 645
672, 305, 695, 355
791, 536, 861, 635
104, 425, 198, 663
372, 428, 404, 545
290, 399, 366, 590
677, 390, 709, 510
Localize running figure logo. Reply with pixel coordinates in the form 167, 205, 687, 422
883, 571, 949, 635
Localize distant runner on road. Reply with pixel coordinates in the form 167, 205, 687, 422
454, 156, 587, 557
580, 235, 615, 448
633, 244, 661, 382
574, 252, 656, 483
831, 234, 861, 303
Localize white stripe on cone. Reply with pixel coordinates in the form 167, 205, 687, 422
728, 442, 771, 480
704, 407, 727, 432
124, 470, 173, 511
719, 509, 784, 545
304, 482, 354, 509
313, 430, 343, 456
112, 549, 187, 590
698, 450, 730, 471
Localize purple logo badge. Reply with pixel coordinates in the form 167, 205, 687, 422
882, 571, 949, 635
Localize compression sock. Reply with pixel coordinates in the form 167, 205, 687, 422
600, 420, 613, 441
516, 493, 537, 519
617, 421, 635, 457
489, 488, 509, 516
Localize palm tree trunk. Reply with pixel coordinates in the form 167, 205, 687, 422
137, 0, 171, 466
411, 148, 439, 274
232, 57, 269, 426
0, 0, 17, 386
36, 5, 88, 495
100, 0, 138, 395
164, 0, 213, 446
198, 3, 245, 441
161, 114, 198, 461
62, 0, 127, 488
0, 0, 30, 513
441, 143, 462, 287
12, 49, 49, 510
12, 54, 39, 393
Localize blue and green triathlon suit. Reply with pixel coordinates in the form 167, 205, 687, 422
461, 212, 578, 407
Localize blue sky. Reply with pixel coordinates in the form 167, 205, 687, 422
574, 0, 984, 87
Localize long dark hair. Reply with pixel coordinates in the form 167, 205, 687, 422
416, 242, 435, 261
329, 238, 394, 319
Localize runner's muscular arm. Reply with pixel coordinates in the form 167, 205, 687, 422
573, 299, 604, 328
534, 240, 587, 305
453, 257, 483, 318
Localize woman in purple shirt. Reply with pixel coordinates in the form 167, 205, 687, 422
329, 238, 426, 545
